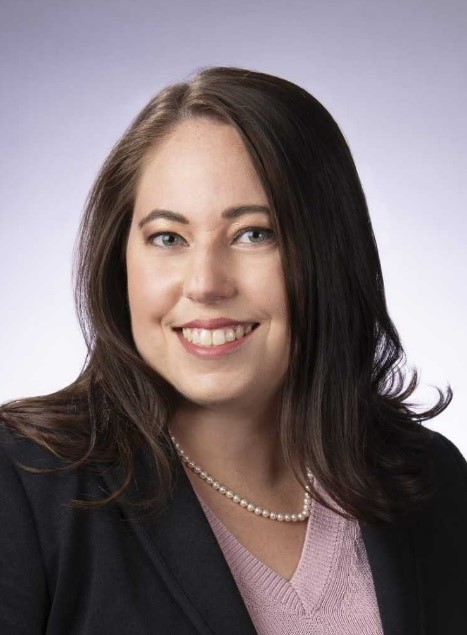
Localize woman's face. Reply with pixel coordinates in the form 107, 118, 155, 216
125, 117, 290, 411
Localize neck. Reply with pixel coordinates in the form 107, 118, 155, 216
168, 398, 295, 493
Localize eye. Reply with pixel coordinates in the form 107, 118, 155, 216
147, 232, 186, 247
237, 227, 274, 245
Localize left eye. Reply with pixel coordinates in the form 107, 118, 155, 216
237, 227, 274, 244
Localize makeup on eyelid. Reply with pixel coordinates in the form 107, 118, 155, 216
144, 226, 275, 248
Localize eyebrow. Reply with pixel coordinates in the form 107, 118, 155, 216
137, 204, 270, 230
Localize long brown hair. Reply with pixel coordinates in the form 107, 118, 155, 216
0, 65, 452, 525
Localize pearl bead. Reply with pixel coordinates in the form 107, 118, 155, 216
168, 428, 313, 523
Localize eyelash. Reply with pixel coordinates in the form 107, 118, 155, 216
145, 226, 276, 248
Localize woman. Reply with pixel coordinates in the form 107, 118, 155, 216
1, 66, 466, 635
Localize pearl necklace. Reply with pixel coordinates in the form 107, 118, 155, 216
168, 428, 314, 522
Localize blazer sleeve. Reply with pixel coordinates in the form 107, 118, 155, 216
0, 439, 50, 634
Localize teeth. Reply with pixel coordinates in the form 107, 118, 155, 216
200, 329, 219, 346
235, 326, 245, 340
214, 328, 235, 345
181, 324, 255, 347
221, 329, 235, 342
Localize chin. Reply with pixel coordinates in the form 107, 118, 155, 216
179, 387, 242, 405
173, 381, 250, 406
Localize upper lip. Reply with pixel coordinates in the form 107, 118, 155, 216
174, 318, 259, 329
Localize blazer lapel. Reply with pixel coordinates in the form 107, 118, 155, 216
359, 519, 422, 635
100, 444, 257, 635
100, 443, 422, 635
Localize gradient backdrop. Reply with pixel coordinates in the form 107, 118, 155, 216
1, 0, 465, 455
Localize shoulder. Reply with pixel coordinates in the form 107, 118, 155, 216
0, 421, 107, 521
0, 420, 77, 489
0, 420, 65, 467
0, 423, 51, 632
402, 431, 467, 631
407, 428, 467, 535
424, 428, 467, 491
0, 419, 121, 570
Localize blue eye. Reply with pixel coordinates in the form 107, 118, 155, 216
236, 227, 275, 244
148, 233, 184, 248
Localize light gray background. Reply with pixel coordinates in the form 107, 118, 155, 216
1, 0, 465, 454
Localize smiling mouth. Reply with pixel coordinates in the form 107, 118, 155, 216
173, 322, 259, 348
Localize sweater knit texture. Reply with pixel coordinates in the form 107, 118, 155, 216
193, 478, 384, 635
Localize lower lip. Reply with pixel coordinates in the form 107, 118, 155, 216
174, 325, 259, 358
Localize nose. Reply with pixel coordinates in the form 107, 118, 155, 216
183, 244, 237, 303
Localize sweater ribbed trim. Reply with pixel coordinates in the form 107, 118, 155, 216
193, 481, 346, 615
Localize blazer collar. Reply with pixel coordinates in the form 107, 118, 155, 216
99, 444, 422, 635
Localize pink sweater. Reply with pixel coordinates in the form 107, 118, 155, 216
193, 479, 384, 635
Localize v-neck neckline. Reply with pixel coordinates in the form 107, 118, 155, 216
192, 482, 347, 614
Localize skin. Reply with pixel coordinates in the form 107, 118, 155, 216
125, 117, 303, 504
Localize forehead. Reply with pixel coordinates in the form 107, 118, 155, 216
134, 118, 268, 222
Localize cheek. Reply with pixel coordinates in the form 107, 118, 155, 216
251, 260, 288, 320
126, 256, 177, 321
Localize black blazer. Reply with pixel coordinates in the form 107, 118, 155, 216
1, 423, 466, 635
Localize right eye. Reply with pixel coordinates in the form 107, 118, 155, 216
146, 232, 185, 248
